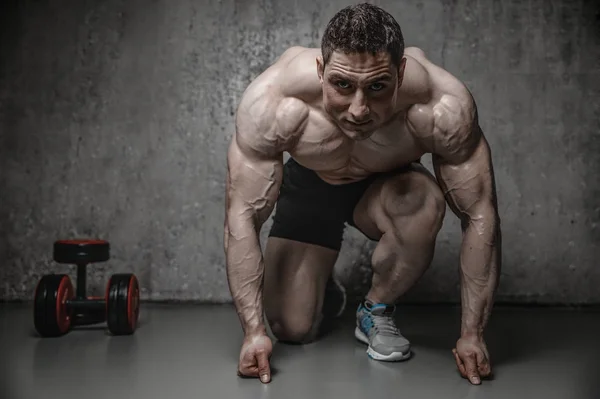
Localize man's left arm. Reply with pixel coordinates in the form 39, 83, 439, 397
430, 93, 502, 383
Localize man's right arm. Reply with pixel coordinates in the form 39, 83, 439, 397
224, 87, 308, 336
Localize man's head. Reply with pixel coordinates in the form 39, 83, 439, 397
317, 3, 406, 140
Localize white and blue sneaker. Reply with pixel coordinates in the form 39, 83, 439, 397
355, 300, 411, 361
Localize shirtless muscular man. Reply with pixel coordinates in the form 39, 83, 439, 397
224, 3, 501, 386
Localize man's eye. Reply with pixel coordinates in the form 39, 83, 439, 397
370, 83, 384, 91
336, 81, 351, 89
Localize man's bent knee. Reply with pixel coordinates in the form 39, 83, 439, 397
382, 172, 446, 234
417, 184, 446, 234
269, 315, 320, 344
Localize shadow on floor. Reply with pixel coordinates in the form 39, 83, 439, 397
406, 323, 542, 367
397, 306, 600, 372
28, 315, 151, 338
294, 304, 599, 372
583, 354, 600, 398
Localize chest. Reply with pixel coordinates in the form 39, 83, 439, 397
289, 110, 425, 178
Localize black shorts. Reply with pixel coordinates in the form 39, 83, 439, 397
268, 157, 381, 251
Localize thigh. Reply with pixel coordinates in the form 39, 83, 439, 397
351, 162, 445, 240
263, 237, 338, 337
269, 157, 349, 251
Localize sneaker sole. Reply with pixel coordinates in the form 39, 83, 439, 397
354, 327, 412, 362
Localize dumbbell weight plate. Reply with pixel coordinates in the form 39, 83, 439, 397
54, 239, 110, 264
106, 274, 140, 335
33, 274, 75, 337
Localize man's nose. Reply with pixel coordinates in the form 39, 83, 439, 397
348, 91, 370, 121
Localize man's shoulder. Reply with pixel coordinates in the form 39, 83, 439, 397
239, 46, 319, 107
274, 46, 317, 65
273, 46, 323, 98
404, 47, 472, 108
235, 47, 316, 154
404, 48, 478, 160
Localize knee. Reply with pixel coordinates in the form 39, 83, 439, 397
268, 314, 319, 344
420, 182, 446, 232
383, 173, 446, 234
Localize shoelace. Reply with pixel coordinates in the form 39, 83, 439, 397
370, 313, 401, 335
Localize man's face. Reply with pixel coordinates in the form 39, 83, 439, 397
317, 50, 405, 141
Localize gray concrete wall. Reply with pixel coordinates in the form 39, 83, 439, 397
1, 0, 599, 304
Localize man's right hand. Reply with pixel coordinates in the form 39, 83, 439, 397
237, 333, 273, 383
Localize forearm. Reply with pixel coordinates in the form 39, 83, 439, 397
223, 119, 285, 336
459, 207, 501, 338
225, 213, 267, 336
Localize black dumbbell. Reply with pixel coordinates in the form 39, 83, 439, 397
33, 239, 140, 337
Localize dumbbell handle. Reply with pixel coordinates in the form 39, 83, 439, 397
67, 298, 105, 311
76, 263, 87, 298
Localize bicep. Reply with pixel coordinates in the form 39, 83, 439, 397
226, 125, 284, 227
433, 135, 495, 219
226, 93, 307, 225
431, 97, 497, 222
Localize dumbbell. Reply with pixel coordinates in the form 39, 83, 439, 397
33, 239, 140, 337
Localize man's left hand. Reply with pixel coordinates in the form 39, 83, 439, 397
452, 335, 492, 384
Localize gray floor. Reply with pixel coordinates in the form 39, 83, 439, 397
1, 302, 599, 399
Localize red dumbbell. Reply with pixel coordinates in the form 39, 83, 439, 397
33, 239, 140, 337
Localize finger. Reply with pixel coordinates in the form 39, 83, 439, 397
476, 351, 491, 377
478, 362, 491, 378
238, 351, 258, 377
464, 355, 481, 384
452, 349, 466, 377
452, 349, 467, 378
238, 353, 259, 378
256, 351, 271, 383
237, 364, 258, 378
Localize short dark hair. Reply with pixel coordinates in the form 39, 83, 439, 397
321, 3, 405, 67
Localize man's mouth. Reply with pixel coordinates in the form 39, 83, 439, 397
346, 119, 372, 127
